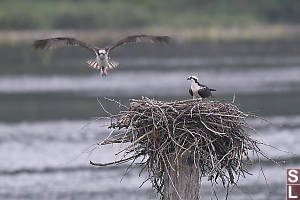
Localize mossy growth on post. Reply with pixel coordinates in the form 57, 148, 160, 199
90, 97, 267, 200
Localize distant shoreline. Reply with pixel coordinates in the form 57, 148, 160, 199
2, 24, 300, 44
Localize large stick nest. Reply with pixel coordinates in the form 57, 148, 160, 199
91, 98, 263, 198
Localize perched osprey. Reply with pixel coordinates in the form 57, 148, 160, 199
33, 34, 170, 76
187, 76, 216, 99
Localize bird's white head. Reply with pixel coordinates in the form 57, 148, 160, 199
98, 49, 107, 60
187, 75, 198, 82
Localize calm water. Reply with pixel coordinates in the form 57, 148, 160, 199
1, 41, 300, 200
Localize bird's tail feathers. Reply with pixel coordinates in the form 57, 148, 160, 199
86, 58, 100, 69
108, 59, 119, 69
86, 58, 119, 71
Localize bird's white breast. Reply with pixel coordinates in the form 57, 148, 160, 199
191, 82, 200, 91
100, 58, 108, 67
97, 55, 109, 67
191, 82, 205, 96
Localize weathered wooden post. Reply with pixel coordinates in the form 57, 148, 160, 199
90, 98, 266, 200
163, 155, 201, 200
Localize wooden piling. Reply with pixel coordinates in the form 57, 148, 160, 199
163, 155, 201, 200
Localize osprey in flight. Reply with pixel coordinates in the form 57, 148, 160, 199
187, 76, 216, 99
33, 34, 170, 76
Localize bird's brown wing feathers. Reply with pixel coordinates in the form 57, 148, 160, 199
189, 89, 193, 97
198, 87, 212, 98
105, 34, 170, 51
33, 37, 98, 53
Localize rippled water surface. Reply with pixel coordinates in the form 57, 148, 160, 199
1, 41, 300, 199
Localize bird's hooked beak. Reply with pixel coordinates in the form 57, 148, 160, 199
99, 53, 105, 60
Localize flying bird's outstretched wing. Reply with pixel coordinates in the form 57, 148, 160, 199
105, 34, 170, 51
33, 37, 98, 53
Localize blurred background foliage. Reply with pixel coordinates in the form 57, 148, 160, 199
0, 0, 300, 30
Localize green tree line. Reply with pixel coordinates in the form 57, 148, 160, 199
0, 0, 300, 30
